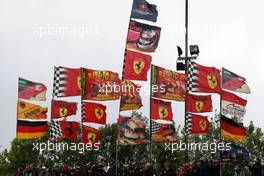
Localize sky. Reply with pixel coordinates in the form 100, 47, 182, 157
0, 0, 264, 151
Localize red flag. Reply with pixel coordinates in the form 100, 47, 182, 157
123, 50, 152, 81
81, 68, 121, 101
82, 126, 101, 144
51, 100, 78, 119
151, 120, 176, 142
18, 78, 47, 101
221, 90, 247, 118
60, 121, 79, 140
53, 67, 81, 97
186, 113, 209, 134
50, 121, 79, 140
188, 62, 221, 94
186, 94, 212, 113
82, 102, 107, 125
150, 98, 173, 121
151, 65, 187, 101
120, 80, 143, 111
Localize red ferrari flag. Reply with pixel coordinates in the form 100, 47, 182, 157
150, 98, 173, 122
186, 113, 209, 134
187, 62, 221, 94
82, 102, 107, 125
51, 100, 78, 119
123, 50, 152, 81
50, 121, 79, 140
186, 94, 212, 113
81, 68, 121, 101
53, 67, 81, 98
82, 126, 101, 144
221, 90, 247, 118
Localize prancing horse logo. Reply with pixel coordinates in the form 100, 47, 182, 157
59, 107, 68, 117
207, 74, 218, 89
199, 120, 207, 131
158, 106, 168, 119
133, 59, 145, 75
195, 101, 204, 112
95, 108, 104, 120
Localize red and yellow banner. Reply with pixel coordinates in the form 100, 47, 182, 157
151, 65, 186, 101
81, 68, 121, 101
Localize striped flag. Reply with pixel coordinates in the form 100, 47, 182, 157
17, 120, 48, 139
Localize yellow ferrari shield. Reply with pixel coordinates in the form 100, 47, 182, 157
195, 101, 204, 112
95, 108, 104, 119
199, 120, 207, 131
207, 74, 218, 89
59, 107, 68, 117
77, 75, 81, 90
87, 133, 96, 143
133, 59, 145, 75
158, 106, 168, 119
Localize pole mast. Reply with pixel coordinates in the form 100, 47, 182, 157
184, 0, 189, 163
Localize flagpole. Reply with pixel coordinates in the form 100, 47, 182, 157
219, 68, 223, 176
149, 65, 153, 165
184, 0, 189, 163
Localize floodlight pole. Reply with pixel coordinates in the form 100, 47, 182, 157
184, 0, 189, 163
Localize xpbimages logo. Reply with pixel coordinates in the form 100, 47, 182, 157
164, 141, 231, 154
33, 141, 100, 153
98, 82, 166, 96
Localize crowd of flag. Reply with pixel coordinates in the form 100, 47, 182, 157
16, 0, 251, 150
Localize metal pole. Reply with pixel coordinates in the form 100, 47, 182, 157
184, 0, 189, 163
219, 68, 223, 176
149, 65, 153, 165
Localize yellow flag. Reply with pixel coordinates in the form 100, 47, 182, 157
17, 99, 48, 119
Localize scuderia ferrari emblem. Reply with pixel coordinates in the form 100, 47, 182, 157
59, 107, 68, 117
158, 106, 168, 119
199, 120, 207, 131
95, 108, 104, 119
195, 101, 204, 112
133, 59, 145, 75
207, 74, 218, 89
77, 75, 81, 90
87, 133, 96, 143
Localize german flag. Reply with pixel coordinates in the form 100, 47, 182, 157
221, 115, 246, 143
17, 120, 48, 139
